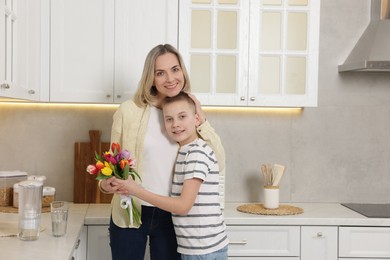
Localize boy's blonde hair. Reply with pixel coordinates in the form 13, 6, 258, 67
161, 92, 196, 114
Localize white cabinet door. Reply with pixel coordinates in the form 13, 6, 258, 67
44, 0, 178, 103
113, 0, 178, 104
0, 0, 6, 92
226, 225, 300, 257
48, 0, 115, 103
301, 226, 337, 260
178, 0, 320, 107
0, 0, 40, 100
339, 226, 390, 258
87, 225, 111, 260
72, 225, 87, 260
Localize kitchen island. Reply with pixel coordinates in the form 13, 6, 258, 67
1, 203, 390, 259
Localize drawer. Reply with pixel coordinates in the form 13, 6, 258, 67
339, 226, 390, 258
226, 225, 300, 257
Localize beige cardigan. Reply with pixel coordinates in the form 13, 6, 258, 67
103, 99, 226, 228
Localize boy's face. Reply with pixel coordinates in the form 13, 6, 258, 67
163, 100, 200, 146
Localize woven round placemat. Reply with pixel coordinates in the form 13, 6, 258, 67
0, 206, 50, 213
237, 203, 304, 215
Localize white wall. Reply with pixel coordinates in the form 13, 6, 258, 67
1, 0, 389, 204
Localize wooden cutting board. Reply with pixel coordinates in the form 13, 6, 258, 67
74, 130, 113, 203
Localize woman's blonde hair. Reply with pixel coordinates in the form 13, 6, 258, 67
133, 44, 191, 107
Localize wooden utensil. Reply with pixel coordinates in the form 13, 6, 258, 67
261, 164, 269, 186
272, 164, 286, 186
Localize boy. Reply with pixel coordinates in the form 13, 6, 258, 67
113, 92, 228, 259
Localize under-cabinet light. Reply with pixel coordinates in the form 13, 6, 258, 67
0, 101, 303, 114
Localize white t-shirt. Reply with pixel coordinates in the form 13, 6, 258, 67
141, 106, 178, 206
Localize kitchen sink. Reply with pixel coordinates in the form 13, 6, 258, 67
341, 203, 390, 218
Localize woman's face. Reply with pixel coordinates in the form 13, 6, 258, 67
153, 53, 185, 102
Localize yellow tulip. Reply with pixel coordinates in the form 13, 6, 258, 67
101, 162, 113, 176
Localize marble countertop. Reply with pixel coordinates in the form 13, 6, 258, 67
224, 202, 390, 226
2, 202, 390, 260
86, 202, 390, 226
0, 203, 88, 260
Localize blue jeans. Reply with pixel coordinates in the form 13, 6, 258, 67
181, 245, 228, 260
109, 205, 180, 260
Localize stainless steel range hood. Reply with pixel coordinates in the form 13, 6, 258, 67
338, 0, 390, 72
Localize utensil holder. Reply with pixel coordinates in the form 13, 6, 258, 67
264, 185, 279, 209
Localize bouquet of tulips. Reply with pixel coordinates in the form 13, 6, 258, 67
86, 143, 141, 226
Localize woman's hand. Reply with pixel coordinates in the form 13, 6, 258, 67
111, 177, 140, 196
187, 93, 206, 124
100, 177, 120, 193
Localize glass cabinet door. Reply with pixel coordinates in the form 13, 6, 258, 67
180, 0, 249, 106
179, 0, 320, 107
249, 0, 319, 107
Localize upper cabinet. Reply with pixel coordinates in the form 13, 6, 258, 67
178, 0, 320, 107
41, 0, 178, 103
0, 0, 41, 100
2, 0, 319, 106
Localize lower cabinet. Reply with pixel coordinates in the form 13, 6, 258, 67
71, 226, 87, 260
226, 225, 338, 259
87, 225, 111, 260
226, 225, 300, 259
301, 226, 337, 260
339, 226, 390, 259
82, 224, 390, 260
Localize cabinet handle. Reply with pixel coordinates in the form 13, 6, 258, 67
240, 96, 245, 101
316, 232, 323, 237
116, 95, 121, 99
1, 83, 10, 89
229, 240, 247, 245
106, 94, 111, 98
250, 97, 255, 101
28, 90, 36, 94
74, 239, 81, 249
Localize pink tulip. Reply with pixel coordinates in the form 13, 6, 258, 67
104, 152, 117, 164
86, 165, 98, 175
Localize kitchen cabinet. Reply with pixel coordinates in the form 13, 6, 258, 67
339, 226, 390, 259
0, 0, 41, 101
46, 0, 115, 103
71, 226, 87, 260
86, 225, 111, 260
301, 226, 337, 260
226, 225, 300, 258
41, 0, 178, 103
178, 0, 320, 107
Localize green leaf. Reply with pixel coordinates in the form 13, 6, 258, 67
95, 174, 110, 181
123, 164, 130, 180
131, 170, 142, 181
95, 151, 104, 162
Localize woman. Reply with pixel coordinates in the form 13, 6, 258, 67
99, 44, 225, 260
